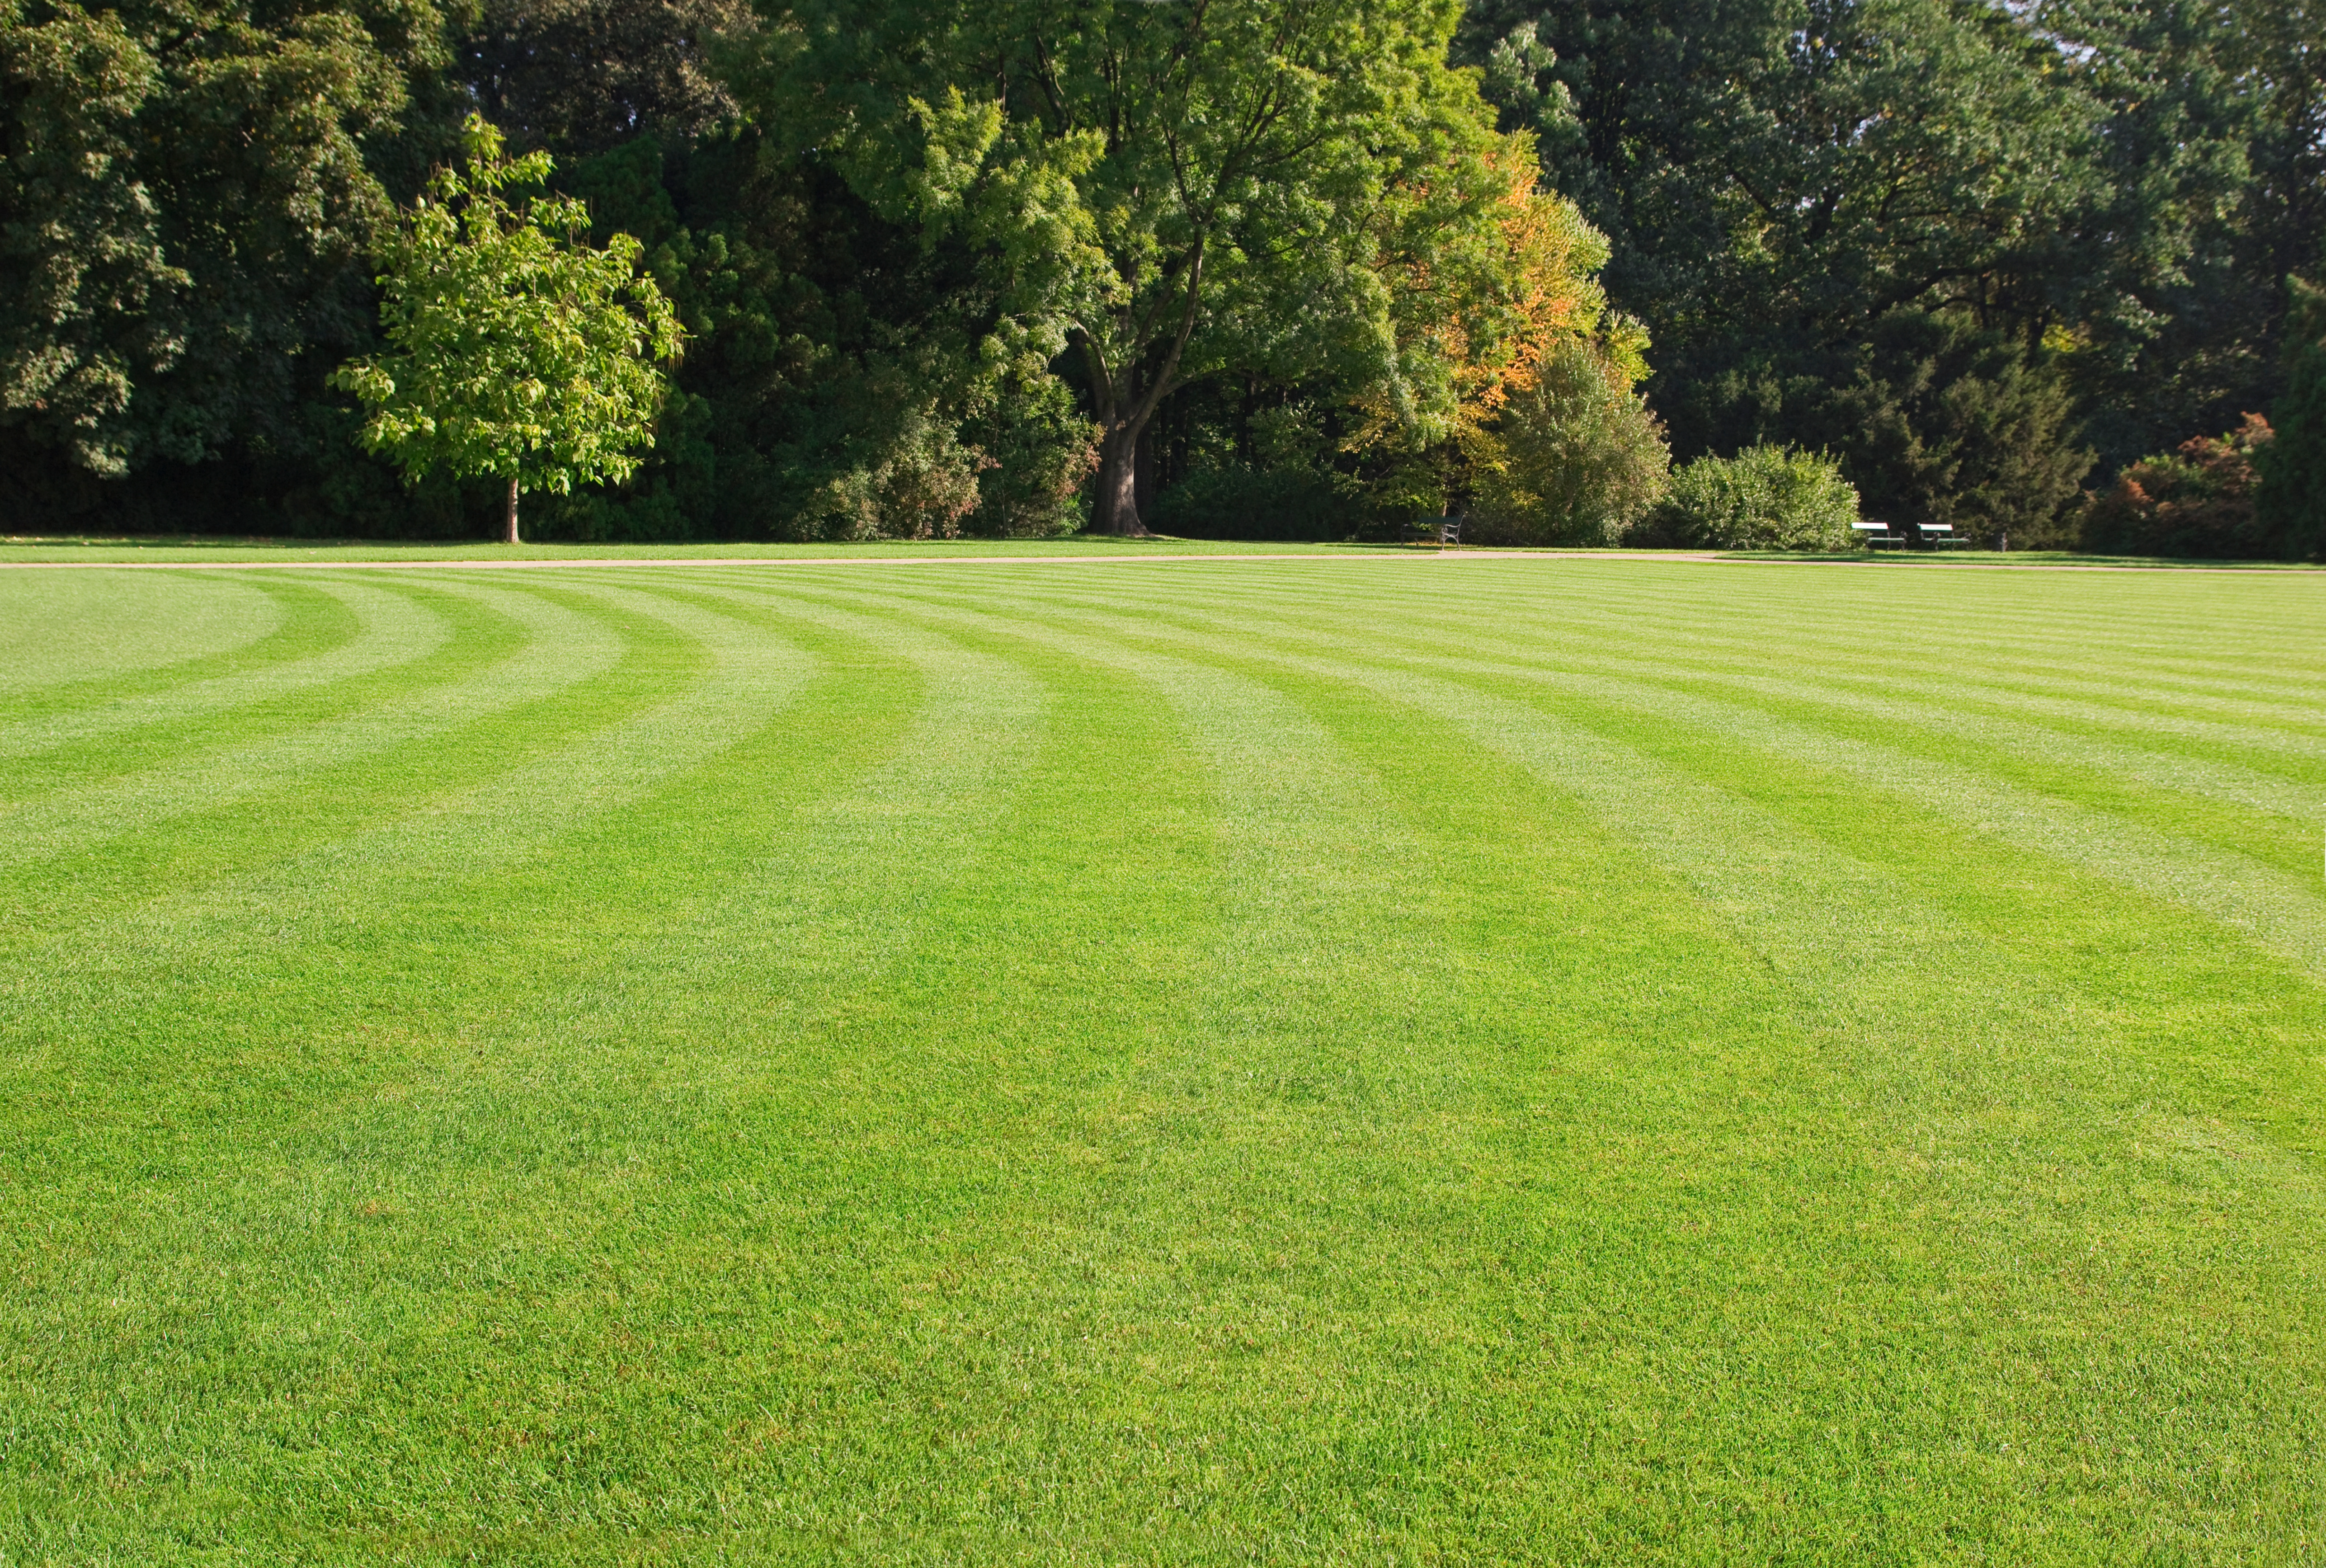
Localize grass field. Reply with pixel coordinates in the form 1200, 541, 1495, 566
4, 555, 2323, 1564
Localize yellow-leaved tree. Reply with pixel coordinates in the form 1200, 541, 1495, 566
1356, 136, 1668, 544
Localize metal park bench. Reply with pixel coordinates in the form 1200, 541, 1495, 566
1854, 520, 1906, 550
1439, 516, 1463, 546
1914, 522, 1967, 550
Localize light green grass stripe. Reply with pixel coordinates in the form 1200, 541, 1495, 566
0, 575, 448, 762
975, 574, 2326, 983
0, 579, 539, 808
1244, 644, 2326, 1559
1020, 575, 2326, 865
961, 571, 2326, 1144
0, 580, 713, 948
729, 571, 1463, 1101
0, 579, 626, 873
1638, 661, 2321, 841
0, 591, 1066, 1556
717, 579, 1554, 1546
0, 569, 287, 694
1478, 666, 2326, 981
2, 579, 817, 1086
747, 572, 2326, 1554
497, 573, 1053, 1056
1192, 558, 2326, 691
0, 609, 951, 1559
1165, 565, 2326, 727
1062, 568, 2326, 829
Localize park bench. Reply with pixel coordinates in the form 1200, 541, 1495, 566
1854, 520, 1906, 549
1914, 522, 1966, 550
1439, 517, 1463, 546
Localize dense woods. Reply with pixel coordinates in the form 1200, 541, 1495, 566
3, 0, 2321, 554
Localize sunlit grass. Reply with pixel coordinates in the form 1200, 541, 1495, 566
4, 556, 2321, 1563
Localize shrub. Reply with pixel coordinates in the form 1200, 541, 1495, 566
2081, 414, 2273, 558
1467, 336, 1671, 546
1639, 445, 1860, 550
813, 409, 993, 540
1147, 464, 1365, 540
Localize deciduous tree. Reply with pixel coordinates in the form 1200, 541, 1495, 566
0, 0, 431, 477
758, 0, 1516, 534
333, 115, 683, 542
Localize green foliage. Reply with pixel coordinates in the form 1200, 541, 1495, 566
516, 127, 1095, 541
1820, 311, 2093, 547
0, 0, 434, 477
2082, 413, 2274, 559
1465, 0, 2319, 529
457, 0, 749, 156
1645, 444, 1861, 550
332, 115, 683, 512
759, 0, 1521, 533
1468, 334, 1670, 546
1147, 464, 1366, 542
2255, 274, 2326, 561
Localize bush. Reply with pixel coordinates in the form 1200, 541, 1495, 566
2081, 414, 2274, 558
1639, 445, 1860, 550
1147, 464, 1365, 540
1651, 309, 2091, 548
812, 409, 993, 540
1467, 336, 1671, 546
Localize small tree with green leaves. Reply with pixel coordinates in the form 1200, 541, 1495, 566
333, 115, 682, 542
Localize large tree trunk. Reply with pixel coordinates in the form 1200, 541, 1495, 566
504, 476, 521, 545
1092, 419, 1149, 536
1078, 241, 1205, 538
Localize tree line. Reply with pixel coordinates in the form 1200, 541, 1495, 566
3, 0, 2321, 555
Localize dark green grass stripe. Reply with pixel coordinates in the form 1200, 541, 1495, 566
1201, 583, 2325, 978
1239, 656, 2326, 1559
0, 579, 532, 802
1113, 583, 2326, 1139
1150, 583, 2326, 779
9, 565, 2325, 1563
0, 598, 1061, 1554
1177, 561, 2326, 702
910, 576, 2326, 1061
1614, 665, 2321, 875
1134, 565, 2326, 728
701, 573, 2326, 1556
1008, 575, 2325, 878
1035, 571, 2326, 823
1461, 664, 2326, 1133
1003, 579, 2326, 1163
934, 564, 2323, 750
0, 582, 866, 1160
0, 578, 710, 954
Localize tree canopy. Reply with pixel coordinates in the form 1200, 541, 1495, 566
755, 0, 1548, 533
1, 0, 2319, 554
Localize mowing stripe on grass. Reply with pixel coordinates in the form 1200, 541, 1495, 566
3, 558, 2322, 1565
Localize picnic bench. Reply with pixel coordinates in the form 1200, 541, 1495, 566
1855, 519, 1965, 551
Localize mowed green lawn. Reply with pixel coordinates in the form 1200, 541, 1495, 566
3, 556, 2322, 1564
